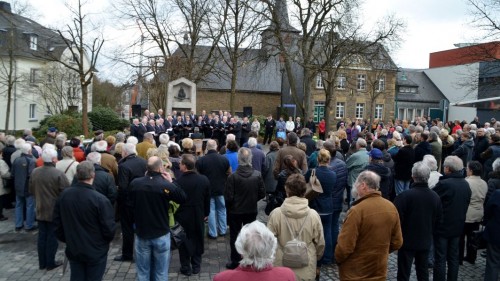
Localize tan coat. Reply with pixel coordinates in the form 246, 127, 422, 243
99, 152, 118, 180
335, 192, 403, 281
267, 196, 325, 281
0, 159, 11, 196
273, 145, 308, 179
465, 175, 488, 223
136, 141, 156, 160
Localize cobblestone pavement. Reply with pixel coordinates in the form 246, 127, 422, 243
0, 202, 489, 281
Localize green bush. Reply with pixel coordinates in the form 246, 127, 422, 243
35, 113, 91, 139
88, 106, 130, 132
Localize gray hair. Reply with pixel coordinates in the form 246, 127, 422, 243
443, 155, 464, 173
206, 139, 217, 151
429, 132, 439, 142
42, 143, 55, 150
287, 132, 299, 145
42, 148, 57, 162
86, 152, 102, 165
316, 139, 324, 150
356, 138, 367, 148
159, 133, 169, 144
115, 132, 126, 143
14, 138, 26, 149
61, 146, 74, 159
127, 136, 139, 145
247, 137, 257, 148
144, 132, 154, 140
235, 221, 277, 271
226, 134, 236, 142
380, 129, 388, 136
430, 126, 440, 135
493, 157, 500, 172
301, 128, 311, 136
20, 143, 32, 155
94, 140, 107, 152
123, 143, 137, 156
23, 128, 32, 136
238, 147, 253, 167
355, 170, 380, 190
76, 161, 95, 181
412, 161, 431, 183
55, 134, 67, 147
5, 135, 16, 146
423, 154, 438, 171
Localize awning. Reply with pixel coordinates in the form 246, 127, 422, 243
450, 96, 500, 109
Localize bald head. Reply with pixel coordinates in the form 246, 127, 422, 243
147, 156, 163, 173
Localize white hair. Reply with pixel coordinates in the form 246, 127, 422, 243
94, 140, 107, 152
226, 134, 235, 142
123, 143, 137, 156
380, 129, 388, 136
206, 139, 217, 151
423, 154, 438, 171
14, 138, 26, 149
127, 136, 138, 145
42, 148, 58, 162
235, 221, 277, 271
42, 143, 55, 150
412, 161, 431, 183
444, 155, 464, 173
86, 152, 102, 165
493, 157, 500, 172
247, 137, 257, 148
20, 143, 32, 155
159, 133, 169, 144
356, 138, 367, 148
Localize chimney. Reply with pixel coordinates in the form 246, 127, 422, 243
0, 1, 11, 13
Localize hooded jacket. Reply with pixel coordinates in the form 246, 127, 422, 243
225, 165, 265, 214
365, 162, 392, 199
267, 196, 325, 281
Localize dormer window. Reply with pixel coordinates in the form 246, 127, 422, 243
29, 34, 37, 50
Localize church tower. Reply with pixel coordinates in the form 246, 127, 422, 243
261, 0, 300, 55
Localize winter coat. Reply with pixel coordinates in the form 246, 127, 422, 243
414, 141, 432, 162
485, 171, 500, 206
335, 192, 402, 281
482, 144, 500, 179
263, 150, 278, 193
250, 147, 266, 173
98, 152, 118, 181
225, 150, 239, 173
452, 139, 474, 167
11, 154, 36, 197
328, 158, 348, 209
117, 154, 147, 206
393, 145, 415, 181
473, 136, 489, 162
267, 196, 325, 281
136, 141, 156, 159
365, 162, 392, 199
433, 171, 472, 237
346, 148, 368, 187
306, 166, 337, 215
0, 159, 11, 196
29, 163, 70, 222
72, 164, 117, 204
300, 135, 316, 156
394, 182, 442, 250
430, 140, 443, 171
72, 147, 85, 162
465, 175, 488, 223
273, 145, 308, 179
175, 171, 210, 256
484, 189, 500, 246
225, 165, 265, 215
196, 150, 230, 196
56, 158, 78, 183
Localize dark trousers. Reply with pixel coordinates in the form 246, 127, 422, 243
179, 244, 201, 274
459, 222, 480, 263
119, 203, 134, 259
433, 235, 460, 281
485, 242, 500, 281
38, 221, 59, 269
263, 130, 273, 145
0, 194, 6, 217
69, 255, 107, 281
228, 213, 256, 263
397, 248, 430, 281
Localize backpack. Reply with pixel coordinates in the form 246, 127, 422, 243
281, 210, 310, 268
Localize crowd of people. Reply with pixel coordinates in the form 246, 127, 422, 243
0, 109, 500, 281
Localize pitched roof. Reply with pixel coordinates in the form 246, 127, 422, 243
396, 68, 447, 103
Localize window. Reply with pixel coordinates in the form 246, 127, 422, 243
316, 73, 324, 89
30, 68, 41, 84
67, 73, 79, 99
336, 102, 345, 118
415, 109, 423, 118
399, 86, 417, 93
355, 103, 364, 119
377, 76, 385, 91
407, 108, 415, 121
337, 74, 346, 89
314, 101, 325, 123
357, 74, 366, 90
0, 29, 6, 46
29, 34, 37, 50
375, 104, 384, 119
29, 104, 36, 119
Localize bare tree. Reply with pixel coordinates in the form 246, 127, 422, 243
92, 77, 125, 113
0, 27, 19, 132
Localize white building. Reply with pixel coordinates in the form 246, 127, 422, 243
0, 1, 92, 132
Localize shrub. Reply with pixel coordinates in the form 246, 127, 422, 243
88, 106, 130, 132
35, 113, 91, 139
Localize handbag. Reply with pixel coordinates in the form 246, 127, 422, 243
470, 225, 487, 250
305, 169, 323, 201
170, 222, 187, 250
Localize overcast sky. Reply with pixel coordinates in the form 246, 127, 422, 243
25, 0, 481, 82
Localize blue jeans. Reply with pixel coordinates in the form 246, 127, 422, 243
38, 221, 59, 269
433, 235, 459, 281
331, 210, 341, 262
395, 180, 411, 196
135, 233, 171, 281
319, 213, 333, 265
15, 195, 35, 229
69, 254, 107, 281
208, 196, 227, 237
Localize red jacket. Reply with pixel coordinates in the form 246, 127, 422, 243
73, 147, 85, 162
452, 124, 462, 135
318, 120, 326, 133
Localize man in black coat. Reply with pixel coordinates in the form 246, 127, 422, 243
130, 156, 186, 279
53, 161, 116, 281
224, 148, 265, 269
473, 128, 489, 163
364, 148, 392, 200
414, 131, 432, 162
240, 117, 251, 147
175, 154, 210, 276
80, 152, 117, 204
433, 155, 472, 281
393, 135, 416, 196
300, 128, 317, 156
196, 140, 231, 239
395, 161, 442, 281
114, 143, 147, 262
263, 114, 276, 145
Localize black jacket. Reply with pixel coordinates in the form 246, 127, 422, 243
394, 182, 442, 250
174, 171, 210, 255
225, 165, 265, 214
300, 135, 316, 156
117, 154, 147, 206
484, 189, 500, 246
393, 145, 415, 181
196, 150, 230, 196
71, 164, 117, 204
53, 182, 116, 263
474, 136, 489, 162
365, 162, 392, 199
433, 171, 472, 237
414, 141, 432, 162
130, 172, 187, 239
485, 171, 500, 207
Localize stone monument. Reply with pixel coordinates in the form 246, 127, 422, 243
167, 77, 197, 114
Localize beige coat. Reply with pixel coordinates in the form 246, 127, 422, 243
55, 158, 78, 183
0, 159, 11, 196
335, 192, 402, 281
465, 175, 488, 223
267, 196, 325, 281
